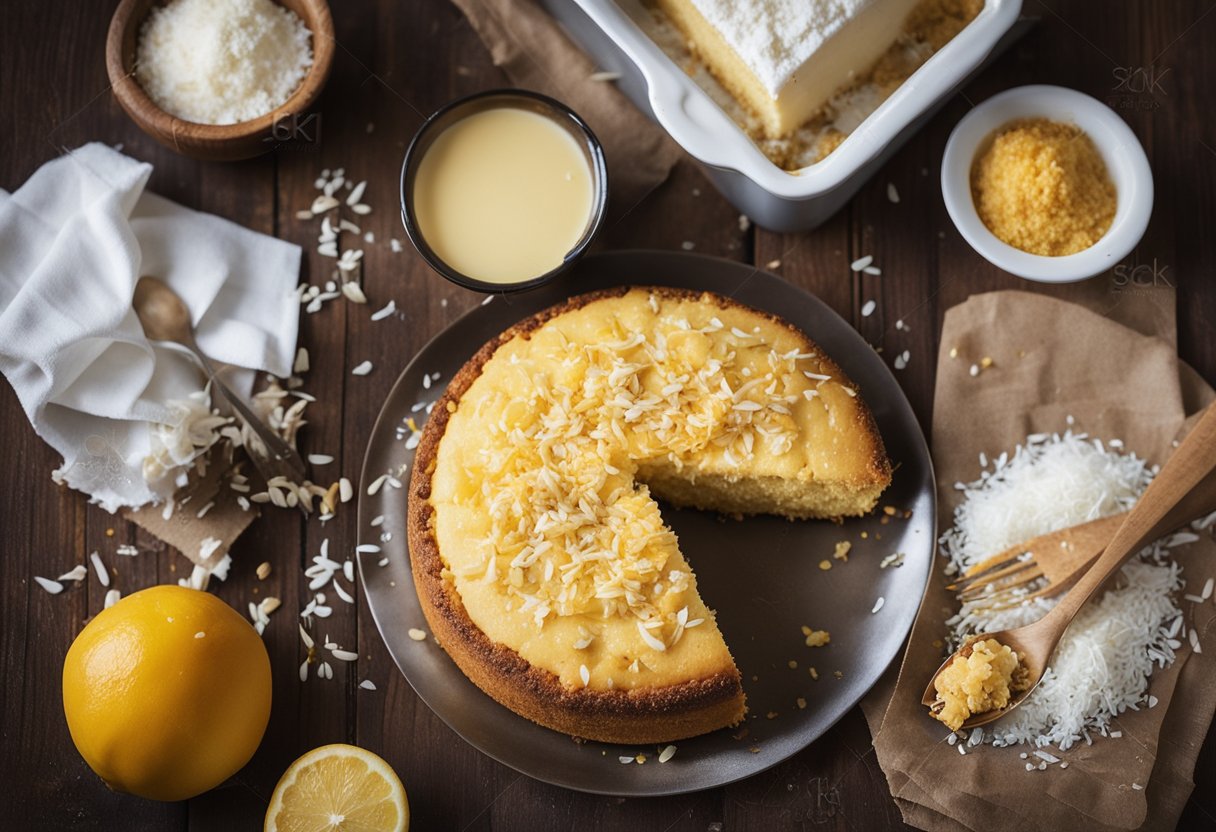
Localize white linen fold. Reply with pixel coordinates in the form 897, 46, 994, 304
0, 143, 301, 511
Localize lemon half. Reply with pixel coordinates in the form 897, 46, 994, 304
265, 743, 409, 832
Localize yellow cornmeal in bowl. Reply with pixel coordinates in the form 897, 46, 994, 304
931, 637, 1027, 731
970, 118, 1117, 256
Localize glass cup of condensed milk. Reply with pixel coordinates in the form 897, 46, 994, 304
400, 89, 608, 293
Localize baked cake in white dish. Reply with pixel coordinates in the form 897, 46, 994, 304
655, 0, 921, 138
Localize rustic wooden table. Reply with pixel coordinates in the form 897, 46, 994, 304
4, 1, 1215, 829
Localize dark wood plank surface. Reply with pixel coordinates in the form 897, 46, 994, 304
3, 1, 1215, 830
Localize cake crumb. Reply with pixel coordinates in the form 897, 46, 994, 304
805, 630, 830, 648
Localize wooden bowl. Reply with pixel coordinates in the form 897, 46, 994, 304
106, 0, 334, 161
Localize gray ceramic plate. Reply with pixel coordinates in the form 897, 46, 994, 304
358, 251, 935, 796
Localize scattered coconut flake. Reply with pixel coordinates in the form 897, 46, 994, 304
863, 265, 882, 276
408, 628, 427, 641
198, 537, 223, 562
360, 679, 377, 690
659, 745, 677, 763
340, 478, 354, 503
871, 597, 885, 614
34, 576, 64, 595
893, 350, 910, 371
861, 299, 876, 317
58, 565, 88, 582
637, 620, 667, 652
619, 756, 634, 764
341, 282, 368, 304
589, 70, 622, 81
105, 589, 121, 608
579, 664, 590, 687
351, 360, 373, 376
887, 182, 900, 203
308, 454, 334, 465
89, 551, 110, 587
332, 648, 359, 662
311, 194, 339, 214
850, 255, 873, 271
294, 347, 310, 374
371, 300, 397, 321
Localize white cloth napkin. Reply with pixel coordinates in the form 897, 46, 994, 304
0, 143, 301, 511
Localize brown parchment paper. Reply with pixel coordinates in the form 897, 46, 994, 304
865, 290, 1216, 832
449, 0, 681, 213
122, 455, 258, 570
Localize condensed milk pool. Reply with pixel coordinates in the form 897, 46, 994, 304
401, 90, 608, 292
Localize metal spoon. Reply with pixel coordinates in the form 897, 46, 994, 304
923, 401, 1216, 730
132, 276, 307, 483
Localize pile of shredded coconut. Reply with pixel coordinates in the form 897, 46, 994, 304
940, 430, 1188, 751
141, 384, 233, 498
136, 0, 313, 125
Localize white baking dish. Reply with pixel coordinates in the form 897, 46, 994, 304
539, 0, 1023, 232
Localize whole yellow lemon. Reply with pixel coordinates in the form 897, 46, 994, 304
62, 585, 272, 801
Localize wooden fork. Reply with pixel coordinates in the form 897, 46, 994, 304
947, 467, 1216, 612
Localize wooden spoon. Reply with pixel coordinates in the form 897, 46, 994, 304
133, 276, 307, 483
922, 401, 1216, 730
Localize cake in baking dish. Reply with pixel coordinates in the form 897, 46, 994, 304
407, 287, 891, 743
654, 0, 921, 139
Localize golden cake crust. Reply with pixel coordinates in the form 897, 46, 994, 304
407, 286, 889, 744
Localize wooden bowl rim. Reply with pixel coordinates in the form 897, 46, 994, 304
105, 0, 335, 143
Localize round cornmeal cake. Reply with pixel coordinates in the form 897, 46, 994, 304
407, 286, 891, 744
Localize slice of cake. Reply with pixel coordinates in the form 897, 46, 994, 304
408, 287, 891, 743
655, 0, 921, 138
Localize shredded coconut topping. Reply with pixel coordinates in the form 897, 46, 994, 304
449, 294, 845, 651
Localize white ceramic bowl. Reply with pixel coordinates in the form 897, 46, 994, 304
941, 85, 1153, 282
540, 0, 1023, 232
